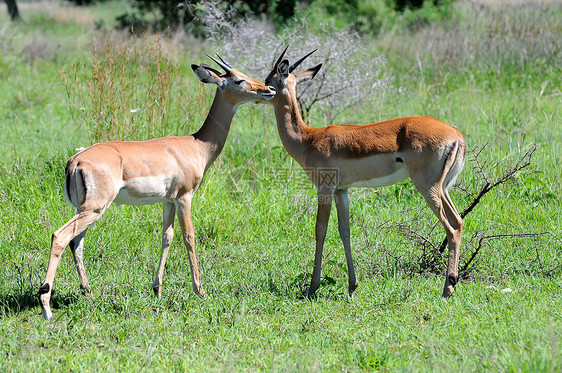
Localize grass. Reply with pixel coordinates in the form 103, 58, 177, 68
0, 0, 561, 371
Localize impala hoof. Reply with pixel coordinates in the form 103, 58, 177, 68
442, 274, 458, 299
348, 281, 358, 296
442, 286, 455, 299
153, 285, 162, 298
80, 284, 91, 296
306, 288, 317, 300
42, 308, 53, 321
195, 286, 206, 297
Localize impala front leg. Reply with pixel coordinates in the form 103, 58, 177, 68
334, 189, 358, 295
308, 189, 333, 297
175, 196, 205, 296
153, 202, 175, 298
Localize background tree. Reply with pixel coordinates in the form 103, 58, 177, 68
4, 0, 21, 21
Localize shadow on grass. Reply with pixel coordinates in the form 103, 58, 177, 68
0, 287, 79, 315
266, 271, 348, 301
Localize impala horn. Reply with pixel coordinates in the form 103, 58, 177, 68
289, 49, 317, 73
206, 54, 232, 73
266, 45, 289, 81
215, 54, 233, 70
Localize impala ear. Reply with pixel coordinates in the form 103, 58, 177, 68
276, 59, 290, 80
295, 64, 322, 85
191, 64, 226, 86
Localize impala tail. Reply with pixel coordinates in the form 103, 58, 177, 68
64, 162, 87, 209
443, 138, 465, 191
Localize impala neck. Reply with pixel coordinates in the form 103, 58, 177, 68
272, 87, 311, 163
193, 90, 236, 167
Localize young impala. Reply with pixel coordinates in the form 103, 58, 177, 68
264, 47, 465, 298
38, 55, 276, 320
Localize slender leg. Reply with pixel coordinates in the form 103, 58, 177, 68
308, 189, 333, 297
415, 183, 463, 298
69, 228, 91, 294
153, 202, 175, 298
334, 189, 358, 295
175, 196, 205, 296
440, 188, 463, 298
39, 210, 103, 320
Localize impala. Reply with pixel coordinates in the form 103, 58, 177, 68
264, 47, 465, 298
38, 55, 276, 320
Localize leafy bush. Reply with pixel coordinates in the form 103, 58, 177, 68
114, 0, 455, 35
115, 0, 297, 33
295, 0, 454, 34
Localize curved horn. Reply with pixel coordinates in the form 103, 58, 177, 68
206, 54, 232, 73
289, 49, 317, 73
215, 53, 233, 69
265, 45, 289, 81
273, 45, 289, 71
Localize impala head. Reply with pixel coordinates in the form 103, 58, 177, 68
191, 54, 276, 106
264, 46, 322, 101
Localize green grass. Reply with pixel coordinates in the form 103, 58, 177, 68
0, 1, 561, 371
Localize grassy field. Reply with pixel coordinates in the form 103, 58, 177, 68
0, 0, 561, 371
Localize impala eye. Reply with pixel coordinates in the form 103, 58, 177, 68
233, 79, 244, 85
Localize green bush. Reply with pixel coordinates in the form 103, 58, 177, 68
115, 0, 298, 33
295, 0, 453, 34
114, 0, 455, 35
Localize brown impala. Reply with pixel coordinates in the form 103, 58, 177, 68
38, 55, 276, 320
264, 47, 465, 298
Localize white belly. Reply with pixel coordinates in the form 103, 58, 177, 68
344, 167, 409, 188
113, 189, 170, 206
112, 175, 173, 206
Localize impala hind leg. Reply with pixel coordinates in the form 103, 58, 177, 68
175, 196, 205, 296
334, 189, 358, 295
69, 229, 91, 294
39, 210, 104, 320
440, 187, 463, 298
153, 202, 175, 298
415, 184, 463, 298
308, 189, 333, 297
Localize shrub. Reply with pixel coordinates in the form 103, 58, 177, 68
295, 0, 454, 35
199, 5, 394, 125
114, 0, 455, 35
115, 0, 298, 33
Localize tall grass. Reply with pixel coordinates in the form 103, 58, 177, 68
61, 33, 209, 145
381, 0, 562, 84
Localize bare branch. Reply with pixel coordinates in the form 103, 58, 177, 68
195, 6, 393, 125
360, 218, 411, 276
438, 143, 537, 255
460, 232, 555, 277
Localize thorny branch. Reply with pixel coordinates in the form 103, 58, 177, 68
459, 232, 556, 277
365, 143, 559, 278
360, 218, 411, 276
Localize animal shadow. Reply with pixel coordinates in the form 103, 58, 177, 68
0, 287, 79, 316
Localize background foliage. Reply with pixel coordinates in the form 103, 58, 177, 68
76, 0, 456, 34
